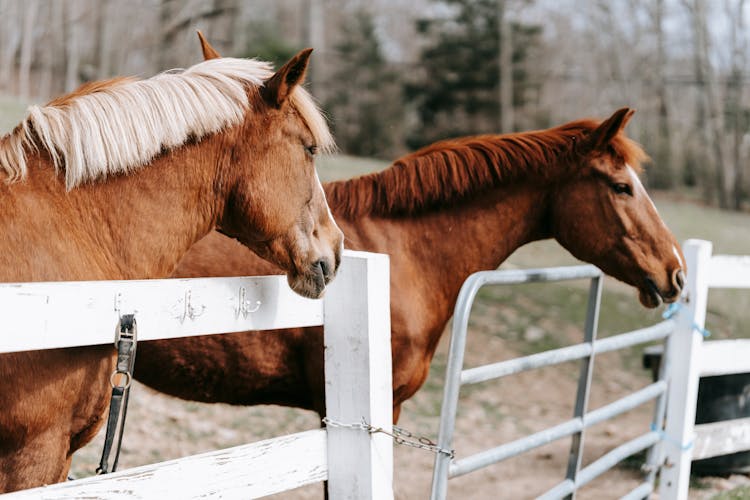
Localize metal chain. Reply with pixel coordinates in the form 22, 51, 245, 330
322, 417, 455, 459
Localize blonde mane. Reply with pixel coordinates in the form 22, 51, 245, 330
0, 58, 333, 189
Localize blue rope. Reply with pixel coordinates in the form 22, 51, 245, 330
662, 302, 681, 320
661, 302, 711, 338
694, 324, 711, 338
651, 423, 693, 451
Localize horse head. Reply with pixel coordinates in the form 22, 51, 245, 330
213, 46, 343, 298
550, 108, 685, 308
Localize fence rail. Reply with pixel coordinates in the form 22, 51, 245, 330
0, 274, 325, 353
5, 430, 328, 499
4, 238, 748, 498
431, 239, 750, 499
658, 240, 750, 499
431, 264, 677, 499
0, 250, 393, 500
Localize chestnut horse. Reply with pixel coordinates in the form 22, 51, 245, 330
0, 51, 343, 492
135, 107, 685, 424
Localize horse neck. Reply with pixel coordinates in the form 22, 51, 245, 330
340, 181, 551, 347
0, 138, 225, 281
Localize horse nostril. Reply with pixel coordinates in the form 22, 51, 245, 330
673, 269, 685, 290
314, 259, 330, 279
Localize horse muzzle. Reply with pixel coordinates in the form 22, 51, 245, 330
287, 256, 337, 299
638, 269, 684, 309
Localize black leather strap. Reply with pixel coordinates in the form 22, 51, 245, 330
97, 314, 137, 475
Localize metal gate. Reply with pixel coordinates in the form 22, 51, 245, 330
430, 265, 676, 499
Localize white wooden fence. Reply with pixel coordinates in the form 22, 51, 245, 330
0, 250, 393, 500
658, 239, 750, 499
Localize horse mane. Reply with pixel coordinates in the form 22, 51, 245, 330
0, 58, 334, 189
325, 120, 647, 218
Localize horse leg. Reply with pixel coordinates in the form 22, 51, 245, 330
0, 427, 70, 492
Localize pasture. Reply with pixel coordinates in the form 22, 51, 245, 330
78, 156, 750, 498
0, 107, 746, 497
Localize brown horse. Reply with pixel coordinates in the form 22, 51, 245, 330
0, 50, 343, 492
135, 106, 685, 424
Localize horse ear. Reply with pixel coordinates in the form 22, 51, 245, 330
197, 31, 221, 60
261, 48, 313, 108
588, 108, 635, 150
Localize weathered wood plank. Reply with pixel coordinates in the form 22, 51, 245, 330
0, 274, 324, 353
700, 340, 750, 377
0, 251, 396, 500
694, 417, 750, 460
659, 239, 712, 500
324, 250, 393, 500
3, 429, 327, 499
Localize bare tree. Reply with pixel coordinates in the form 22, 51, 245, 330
725, 0, 748, 209
306, 0, 325, 95
648, 0, 674, 188
64, 0, 81, 92
498, 0, 513, 133
158, 0, 237, 71
18, 0, 39, 99
96, 0, 113, 79
684, 0, 730, 206
0, 1, 22, 93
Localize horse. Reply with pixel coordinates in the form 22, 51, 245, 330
135, 106, 686, 423
0, 49, 343, 492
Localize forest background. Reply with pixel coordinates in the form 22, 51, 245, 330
0, 0, 747, 211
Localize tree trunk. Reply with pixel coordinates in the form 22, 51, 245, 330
158, 0, 174, 72
0, 1, 21, 92
306, 0, 325, 97
726, 0, 747, 210
18, 0, 39, 99
686, 0, 729, 207
498, 0, 513, 133
64, 0, 80, 92
38, 4, 55, 99
650, 0, 674, 188
96, 0, 112, 79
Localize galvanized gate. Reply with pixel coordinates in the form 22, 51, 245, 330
430, 265, 676, 499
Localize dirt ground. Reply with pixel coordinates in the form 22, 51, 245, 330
69, 274, 749, 499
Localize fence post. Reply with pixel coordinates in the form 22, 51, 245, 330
659, 239, 712, 500
323, 250, 393, 500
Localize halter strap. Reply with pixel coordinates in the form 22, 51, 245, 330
97, 314, 137, 475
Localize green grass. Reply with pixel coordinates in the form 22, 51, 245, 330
317, 153, 389, 182
711, 486, 750, 500
0, 95, 27, 134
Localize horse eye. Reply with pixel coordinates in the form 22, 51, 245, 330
612, 183, 633, 196
305, 144, 318, 157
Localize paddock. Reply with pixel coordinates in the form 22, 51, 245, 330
1, 240, 749, 499
0, 251, 393, 500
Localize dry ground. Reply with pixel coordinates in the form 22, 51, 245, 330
67, 155, 750, 499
